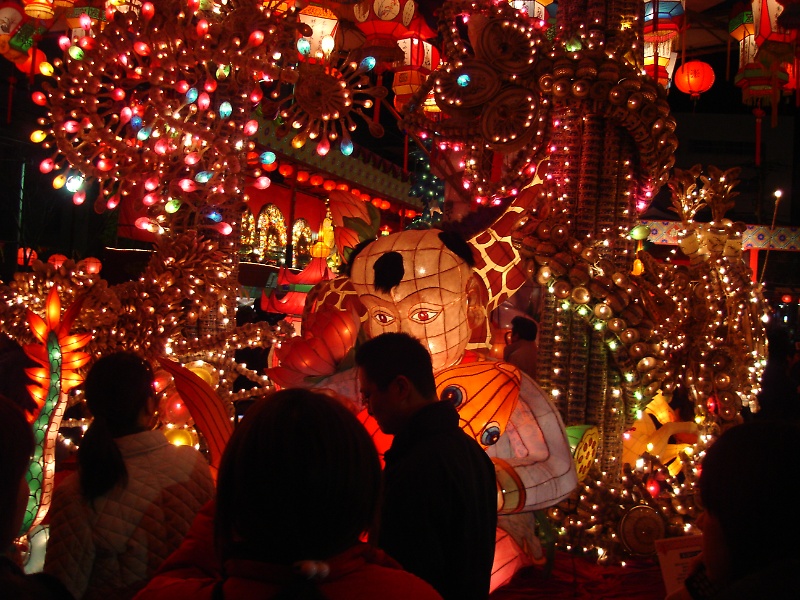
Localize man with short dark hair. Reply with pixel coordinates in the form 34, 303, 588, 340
355, 332, 497, 600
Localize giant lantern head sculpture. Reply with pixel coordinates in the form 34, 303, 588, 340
349, 229, 486, 372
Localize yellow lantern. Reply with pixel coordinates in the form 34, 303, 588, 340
24, 1, 55, 20
164, 428, 195, 447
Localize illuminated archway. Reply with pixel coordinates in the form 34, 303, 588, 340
256, 204, 287, 264
292, 218, 313, 268
241, 209, 256, 259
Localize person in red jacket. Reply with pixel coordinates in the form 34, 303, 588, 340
135, 389, 442, 600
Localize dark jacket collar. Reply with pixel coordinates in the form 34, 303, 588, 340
386, 401, 459, 460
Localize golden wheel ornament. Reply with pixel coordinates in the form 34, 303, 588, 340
480, 86, 539, 151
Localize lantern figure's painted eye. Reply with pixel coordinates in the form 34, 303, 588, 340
441, 385, 464, 407
410, 308, 439, 323
373, 311, 395, 325
480, 422, 501, 446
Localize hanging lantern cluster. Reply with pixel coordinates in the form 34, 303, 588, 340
296, 4, 339, 61
732, 1, 794, 127
274, 57, 388, 157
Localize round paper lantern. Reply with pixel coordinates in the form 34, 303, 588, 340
674, 60, 715, 99
15, 49, 47, 75
160, 391, 192, 428
164, 428, 195, 447
354, 0, 418, 66
17, 247, 37, 266
82, 256, 102, 273
47, 254, 68, 268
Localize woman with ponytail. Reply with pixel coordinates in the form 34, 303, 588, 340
44, 352, 214, 600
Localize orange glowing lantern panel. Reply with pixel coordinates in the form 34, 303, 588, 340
674, 60, 715, 98
752, 0, 794, 47
435, 361, 521, 448
297, 4, 339, 59
393, 34, 440, 97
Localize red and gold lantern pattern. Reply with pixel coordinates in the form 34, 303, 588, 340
354, 0, 419, 66
392, 33, 440, 111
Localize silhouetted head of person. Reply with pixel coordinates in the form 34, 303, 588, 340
510, 316, 538, 342
355, 332, 438, 435
698, 421, 800, 583
79, 352, 157, 500
214, 389, 381, 564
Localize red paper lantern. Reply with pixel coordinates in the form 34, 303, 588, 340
296, 170, 310, 183
48, 254, 68, 268
674, 60, 715, 99
323, 179, 337, 191
82, 256, 102, 274
354, 0, 419, 66
278, 163, 294, 177
392, 33, 440, 99
17, 247, 37, 266
781, 294, 793, 303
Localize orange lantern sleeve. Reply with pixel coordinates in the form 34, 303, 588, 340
435, 361, 521, 447
674, 60, 715, 99
157, 357, 233, 481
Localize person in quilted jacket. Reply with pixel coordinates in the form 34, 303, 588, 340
44, 352, 215, 599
